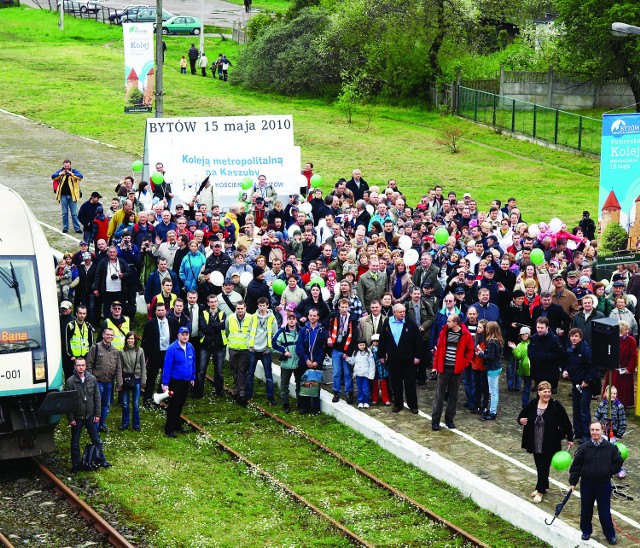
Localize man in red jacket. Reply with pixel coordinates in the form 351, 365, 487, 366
432, 314, 475, 431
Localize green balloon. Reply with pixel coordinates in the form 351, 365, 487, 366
308, 277, 325, 289
551, 450, 572, 471
310, 174, 322, 188
151, 171, 164, 185
530, 248, 545, 265
241, 178, 253, 190
131, 160, 143, 172
434, 227, 449, 245
615, 442, 629, 461
272, 279, 286, 295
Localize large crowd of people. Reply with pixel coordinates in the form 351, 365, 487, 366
55, 160, 634, 539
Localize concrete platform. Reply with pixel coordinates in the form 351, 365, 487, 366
259, 363, 640, 547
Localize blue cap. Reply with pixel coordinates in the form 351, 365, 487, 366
178, 327, 190, 334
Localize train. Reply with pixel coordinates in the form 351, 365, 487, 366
0, 184, 70, 460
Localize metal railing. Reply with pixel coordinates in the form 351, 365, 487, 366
43, 0, 138, 25
456, 86, 602, 155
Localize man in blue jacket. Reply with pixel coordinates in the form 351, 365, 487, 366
161, 327, 196, 437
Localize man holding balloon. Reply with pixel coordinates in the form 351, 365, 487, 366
569, 421, 624, 544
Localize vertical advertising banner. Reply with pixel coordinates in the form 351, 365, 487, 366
598, 114, 640, 266
123, 23, 154, 114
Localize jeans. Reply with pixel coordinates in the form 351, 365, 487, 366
82, 228, 93, 245
506, 348, 521, 391
580, 480, 615, 540
97, 380, 113, 429
121, 381, 141, 429
462, 366, 476, 407
356, 376, 370, 404
246, 350, 274, 399
487, 369, 502, 415
70, 417, 105, 468
331, 349, 353, 395
280, 366, 303, 407
60, 194, 81, 232
572, 384, 593, 440
521, 376, 531, 408
199, 348, 225, 396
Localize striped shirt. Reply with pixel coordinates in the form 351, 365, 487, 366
444, 330, 462, 371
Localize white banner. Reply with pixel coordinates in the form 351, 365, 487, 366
144, 115, 302, 209
123, 23, 154, 113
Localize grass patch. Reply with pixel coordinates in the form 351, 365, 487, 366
0, 6, 599, 227
223, 0, 292, 14
46, 378, 543, 546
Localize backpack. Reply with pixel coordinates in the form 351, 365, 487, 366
81, 443, 102, 471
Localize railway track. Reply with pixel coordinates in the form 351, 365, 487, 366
0, 459, 134, 548
174, 375, 488, 547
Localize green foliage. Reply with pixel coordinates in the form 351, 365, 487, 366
126, 87, 143, 106
235, 8, 338, 96
555, 0, 640, 110
601, 222, 629, 252
497, 29, 509, 49
245, 12, 275, 40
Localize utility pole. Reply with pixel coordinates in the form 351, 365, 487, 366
58, 0, 65, 31
199, 0, 205, 54
155, 0, 164, 117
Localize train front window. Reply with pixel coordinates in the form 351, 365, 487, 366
0, 258, 43, 353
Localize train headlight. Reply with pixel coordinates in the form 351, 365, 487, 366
33, 350, 46, 382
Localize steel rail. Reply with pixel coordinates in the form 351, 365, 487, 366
176, 411, 372, 547
31, 458, 134, 548
206, 375, 490, 548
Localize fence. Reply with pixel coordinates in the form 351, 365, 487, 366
232, 21, 247, 44
456, 86, 602, 155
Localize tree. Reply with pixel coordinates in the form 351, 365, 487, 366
555, 0, 640, 112
601, 222, 628, 253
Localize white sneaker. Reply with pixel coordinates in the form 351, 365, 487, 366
363, 403, 370, 409
358, 403, 364, 408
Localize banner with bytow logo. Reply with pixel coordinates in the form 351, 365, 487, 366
123, 23, 154, 113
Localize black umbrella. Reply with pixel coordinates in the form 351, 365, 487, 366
545, 490, 572, 525
197, 175, 210, 196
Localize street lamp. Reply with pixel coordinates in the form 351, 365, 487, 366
611, 22, 640, 37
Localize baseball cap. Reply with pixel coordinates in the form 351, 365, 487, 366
454, 286, 465, 294
212, 241, 222, 247
90, 191, 103, 199
60, 300, 73, 310
178, 326, 190, 334
371, 334, 380, 342
567, 270, 579, 278
223, 277, 234, 285
465, 272, 476, 280
111, 301, 122, 307
552, 273, 563, 281
579, 276, 590, 284
175, 204, 185, 209
520, 326, 531, 335
421, 281, 433, 289
484, 265, 495, 273
464, 193, 471, 198
613, 280, 625, 287
79, 240, 88, 246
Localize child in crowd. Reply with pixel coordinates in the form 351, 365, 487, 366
370, 334, 390, 406
471, 320, 488, 415
509, 326, 531, 408
272, 312, 300, 413
179, 56, 187, 74
348, 339, 376, 409
56, 257, 72, 301
476, 321, 503, 421
594, 385, 627, 439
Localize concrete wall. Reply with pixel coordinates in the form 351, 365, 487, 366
498, 66, 635, 110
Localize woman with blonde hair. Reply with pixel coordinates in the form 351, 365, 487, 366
389, 258, 412, 304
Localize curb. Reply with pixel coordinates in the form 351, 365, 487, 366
255, 363, 603, 548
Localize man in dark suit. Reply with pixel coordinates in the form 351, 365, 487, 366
141, 302, 178, 406
531, 291, 571, 339
346, 169, 369, 202
378, 303, 423, 413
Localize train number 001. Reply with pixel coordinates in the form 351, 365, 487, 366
1, 370, 20, 380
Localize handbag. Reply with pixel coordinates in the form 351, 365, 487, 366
299, 369, 323, 398
122, 349, 139, 390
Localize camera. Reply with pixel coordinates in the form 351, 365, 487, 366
111, 274, 118, 280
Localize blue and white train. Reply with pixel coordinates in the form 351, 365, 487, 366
0, 184, 68, 460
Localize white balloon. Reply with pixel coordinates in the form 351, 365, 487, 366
317, 218, 327, 230
300, 202, 312, 214
403, 249, 419, 267
527, 223, 539, 238
398, 235, 412, 251
240, 271, 253, 287
366, 204, 374, 215
567, 240, 577, 250
321, 287, 331, 301
549, 217, 563, 233
210, 271, 224, 286
297, 174, 309, 188
288, 224, 301, 239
